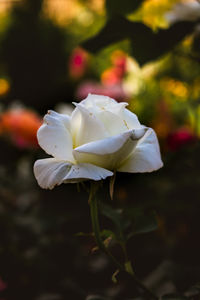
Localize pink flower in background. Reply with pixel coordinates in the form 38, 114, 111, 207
69, 47, 88, 79
75, 81, 127, 102
167, 127, 196, 151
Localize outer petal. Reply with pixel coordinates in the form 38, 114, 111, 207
34, 158, 72, 189
73, 128, 147, 170
63, 163, 113, 182
81, 93, 117, 109
37, 110, 74, 162
123, 108, 141, 130
118, 128, 163, 173
71, 104, 107, 147
34, 158, 113, 189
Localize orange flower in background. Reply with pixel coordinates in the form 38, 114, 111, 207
101, 68, 121, 86
101, 50, 127, 86
111, 50, 127, 76
0, 109, 42, 148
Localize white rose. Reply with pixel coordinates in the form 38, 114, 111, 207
34, 94, 163, 189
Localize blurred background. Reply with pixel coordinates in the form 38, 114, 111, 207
0, 0, 200, 299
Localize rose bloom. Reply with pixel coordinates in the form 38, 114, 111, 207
34, 94, 163, 189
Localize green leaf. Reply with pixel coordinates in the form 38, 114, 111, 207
126, 209, 158, 239
99, 202, 158, 243
99, 201, 123, 233
99, 202, 130, 241
82, 16, 196, 65
106, 0, 145, 17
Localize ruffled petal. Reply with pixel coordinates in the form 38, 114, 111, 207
71, 103, 107, 147
81, 93, 117, 109
63, 163, 113, 182
34, 158, 72, 189
118, 128, 163, 173
73, 128, 147, 170
37, 110, 74, 162
34, 158, 113, 189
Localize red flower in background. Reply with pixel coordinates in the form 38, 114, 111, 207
167, 127, 196, 151
0, 108, 42, 149
69, 47, 88, 79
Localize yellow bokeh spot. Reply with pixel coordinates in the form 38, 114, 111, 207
42, 0, 104, 26
160, 78, 189, 100
0, 79, 10, 96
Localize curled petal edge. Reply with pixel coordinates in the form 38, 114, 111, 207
118, 128, 163, 173
34, 158, 113, 189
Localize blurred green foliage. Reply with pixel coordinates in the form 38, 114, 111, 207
82, 17, 196, 66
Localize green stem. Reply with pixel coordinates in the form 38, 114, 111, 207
90, 192, 123, 271
89, 191, 158, 300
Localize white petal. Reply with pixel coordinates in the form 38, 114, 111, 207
63, 163, 113, 182
123, 108, 141, 129
81, 94, 128, 117
118, 128, 163, 173
34, 158, 112, 189
73, 128, 147, 170
37, 110, 74, 162
34, 158, 72, 189
71, 104, 107, 147
97, 111, 129, 136
81, 93, 117, 108
46, 110, 71, 129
